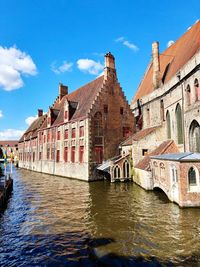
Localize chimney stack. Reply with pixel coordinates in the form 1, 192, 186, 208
38, 109, 43, 117
152, 41, 161, 89
59, 83, 68, 102
104, 52, 116, 80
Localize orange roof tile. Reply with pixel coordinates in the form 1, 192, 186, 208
132, 21, 200, 104
135, 140, 179, 170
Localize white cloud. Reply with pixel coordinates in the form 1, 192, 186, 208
115, 37, 139, 52
77, 59, 104, 75
25, 115, 37, 126
0, 110, 3, 118
51, 61, 73, 74
0, 45, 37, 91
0, 129, 25, 140
167, 40, 175, 47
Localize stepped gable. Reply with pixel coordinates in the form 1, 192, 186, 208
132, 20, 200, 104
135, 140, 179, 170
52, 75, 104, 125
19, 114, 47, 142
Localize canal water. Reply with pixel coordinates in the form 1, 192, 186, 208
1, 168, 200, 266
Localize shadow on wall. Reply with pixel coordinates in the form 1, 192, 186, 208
0, 231, 199, 266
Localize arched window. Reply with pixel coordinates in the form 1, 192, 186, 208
160, 99, 164, 121
189, 120, 200, 152
194, 79, 200, 102
166, 111, 171, 139
175, 103, 183, 144
186, 85, 191, 106
113, 165, 121, 178
188, 167, 197, 185
123, 160, 130, 178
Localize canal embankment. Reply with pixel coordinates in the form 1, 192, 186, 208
0, 167, 13, 211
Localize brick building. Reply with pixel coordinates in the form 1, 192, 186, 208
18, 52, 134, 181
131, 20, 200, 155
150, 153, 200, 207
110, 20, 200, 206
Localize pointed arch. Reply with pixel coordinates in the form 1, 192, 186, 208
194, 79, 200, 102
166, 110, 171, 139
186, 84, 191, 106
113, 165, 121, 179
189, 120, 200, 152
175, 103, 183, 144
123, 160, 130, 178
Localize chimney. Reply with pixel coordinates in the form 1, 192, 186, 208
59, 83, 68, 101
38, 109, 43, 117
152, 42, 161, 89
104, 52, 116, 80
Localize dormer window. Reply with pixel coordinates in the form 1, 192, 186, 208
64, 100, 69, 122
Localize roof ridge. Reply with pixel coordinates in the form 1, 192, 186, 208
68, 75, 104, 97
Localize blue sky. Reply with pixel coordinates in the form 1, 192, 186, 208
0, 0, 200, 140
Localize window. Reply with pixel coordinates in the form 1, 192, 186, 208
47, 130, 50, 142
188, 167, 197, 185
47, 147, 50, 160
170, 165, 178, 183
79, 146, 84, 163
94, 112, 103, 137
194, 79, 200, 102
64, 129, 68, 139
39, 151, 42, 160
142, 149, 148, 156
104, 105, 108, 114
114, 166, 121, 178
79, 126, 84, 137
160, 99, 164, 121
123, 160, 130, 178
64, 147, 68, 162
120, 107, 124, 115
64, 110, 68, 120
189, 120, 200, 152
72, 128, 76, 139
56, 150, 60, 162
52, 129, 55, 141
166, 111, 171, 139
57, 130, 60, 140
39, 132, 42, 144
175, 104, 183, 144
71, 146, 75, 163
123, 127, 131, 138
95, 146, 103, 164
146, 107, 150, 126
186, 85, 191, 106
51, 148, 55, 160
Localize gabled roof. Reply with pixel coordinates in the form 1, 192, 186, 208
41, 75, 104, 127
120, 126, 159, 147
132, 20, 200, 104
19, 114, 47, 142
135, 140, 179, 170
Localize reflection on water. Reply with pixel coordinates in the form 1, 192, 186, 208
1, 168, 200, 266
